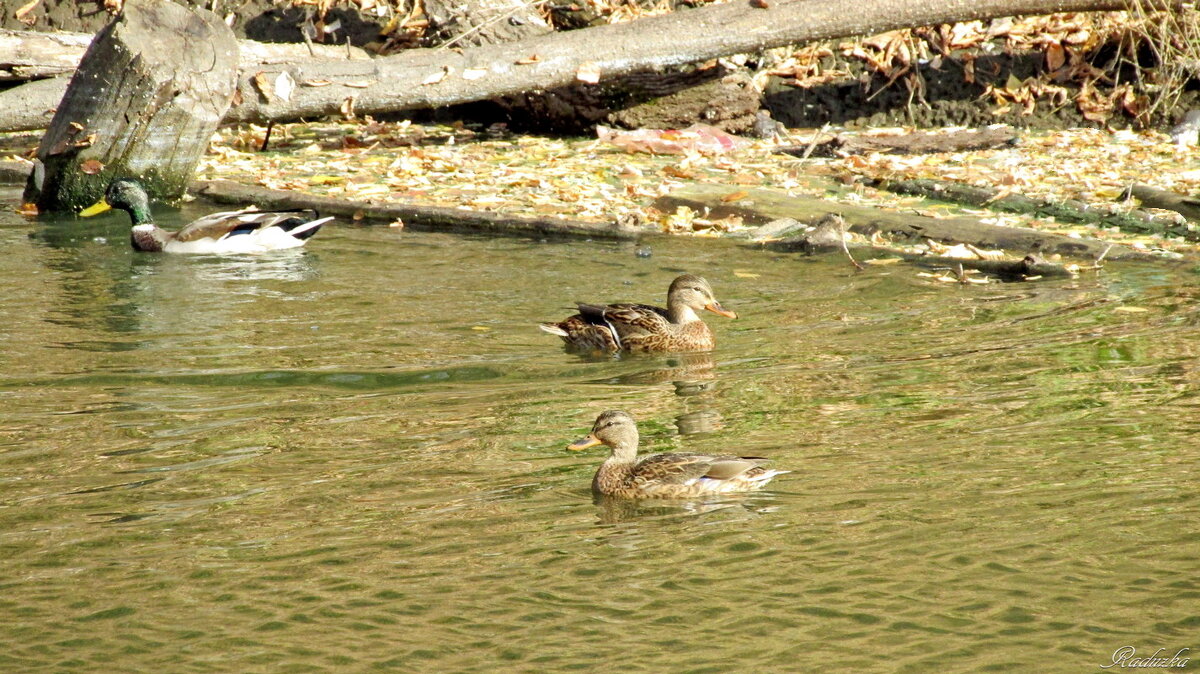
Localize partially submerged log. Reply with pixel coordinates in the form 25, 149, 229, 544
777, 127, 1019, 157
193, 180, 638, 240
24, 0, 239, 212
874, 177, 1197, 241
656, 183, 1145, 260
0, 28, 369, 82
1123, 184, 1200, 223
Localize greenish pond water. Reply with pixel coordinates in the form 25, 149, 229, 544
1, 187, 1197, 672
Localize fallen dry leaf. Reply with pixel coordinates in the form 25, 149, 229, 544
79, 158, 104, 174
252, 71, 272, 103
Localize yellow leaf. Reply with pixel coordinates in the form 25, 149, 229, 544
1113, 306, 1148, 313
733, 270, 760, 278
471, 326, 491, 331
308, 175, 345, 185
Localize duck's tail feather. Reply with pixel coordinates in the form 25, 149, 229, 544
283, 215, 333, 240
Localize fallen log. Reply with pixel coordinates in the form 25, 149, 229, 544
0, 27, 369, 82
777, 127, 1019, 157
24, 0, 239, 212
0, 76, 67, 133
655, 183, 1146, 260
193, 180, 638, 240
0, 0, 1176, 131
873, 177, 1198, 241
1123, 184, 1200, 222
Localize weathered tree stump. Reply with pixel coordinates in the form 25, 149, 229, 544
23, 0, 238, 213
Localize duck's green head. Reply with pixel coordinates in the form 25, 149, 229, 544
79, 178, 153, 225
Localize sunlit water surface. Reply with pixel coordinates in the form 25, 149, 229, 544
1, 188, 1197, 672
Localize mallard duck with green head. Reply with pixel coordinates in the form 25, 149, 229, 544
80, 178, 332, 253
567, 410, 787, 499
540, 274, 737, 352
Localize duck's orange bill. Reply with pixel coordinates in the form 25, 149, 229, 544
79, 199, 111, 217
705, 302, 737, 319
567, 434, 603, 451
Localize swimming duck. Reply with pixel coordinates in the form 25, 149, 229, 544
567, 410, 787, 498
539, 274, 736, 352
79, 178, 332, 253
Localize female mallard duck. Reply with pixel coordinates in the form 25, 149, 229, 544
567, 410, 786, 498
539, 274, 736, 352
79, 177, 332, 253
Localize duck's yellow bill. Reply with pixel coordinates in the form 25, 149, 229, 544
705, 302, 737, 319
79, 199, 111, 217
567, 434, 603, 451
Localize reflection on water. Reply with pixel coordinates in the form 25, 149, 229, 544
1, 186, 1198, 672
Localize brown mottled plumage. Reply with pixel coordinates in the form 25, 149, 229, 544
539, 274, 736, 353
567, 411, 787, 499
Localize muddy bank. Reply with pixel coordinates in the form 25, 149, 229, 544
764, 48, 1200, 131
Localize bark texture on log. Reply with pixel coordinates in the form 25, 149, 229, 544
0, 28, 368, 81
24, 0, 239, 212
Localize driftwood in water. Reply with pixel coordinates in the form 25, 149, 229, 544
874, 177, 1196, 241
655, 183, 1143, 260
0, 28, 369, 82
778, 127, 1019, 157
24, 0, 239, 213
1123, 184, 1200, 223
193, 180, 637, 240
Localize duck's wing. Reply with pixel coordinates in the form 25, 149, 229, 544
633, 453, 765, 484
174, 209, 327, 242
580, 302, 671, 339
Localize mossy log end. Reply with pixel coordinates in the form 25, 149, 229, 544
192, 180, 638, 240
655, 183, 1144, 260
24, 0, 238, 213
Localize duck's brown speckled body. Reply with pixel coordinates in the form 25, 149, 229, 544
540, 274, 735, 353
568, 411, 787, 499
